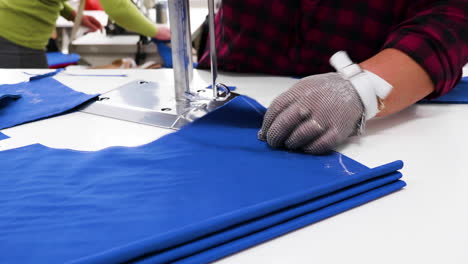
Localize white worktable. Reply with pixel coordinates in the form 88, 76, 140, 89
1, 68, 467, 264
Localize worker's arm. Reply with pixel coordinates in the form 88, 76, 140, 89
360, 48, 434, 117
99, 0, 170, 40
259, 0, 468, 154
60, 2, 103, 32
370, 0, 468, 116
59, 2, 75, 21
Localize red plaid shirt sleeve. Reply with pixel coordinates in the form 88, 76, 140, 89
383, 0, 468, 98
198, 0, 468, 98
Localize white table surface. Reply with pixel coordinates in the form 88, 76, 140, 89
1, 68, 467, 264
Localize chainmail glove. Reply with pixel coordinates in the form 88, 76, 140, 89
258, 72, 365, 154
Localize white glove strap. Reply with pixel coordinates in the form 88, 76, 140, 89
329, 51, 393, 120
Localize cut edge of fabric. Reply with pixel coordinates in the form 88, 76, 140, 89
172, 180, 407, 264
70, 160, 403, 264
126, 172, 405, 264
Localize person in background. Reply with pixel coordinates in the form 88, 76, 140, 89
198, 0, 468, 154
0, 0, 171, 68
85, 0, 103, 11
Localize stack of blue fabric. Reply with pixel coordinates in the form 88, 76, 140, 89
0, 75, 406, 263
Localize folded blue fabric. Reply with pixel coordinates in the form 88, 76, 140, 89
0, 93, 21, 111
0, 94, 21, 101
136, 172, 404, 264
171, 180, 406, 264
0, 73, 98, 130
0, 96, 405, 264
47, 52, 81, 68
419, 77, 468, 104
26, 69, 63, 81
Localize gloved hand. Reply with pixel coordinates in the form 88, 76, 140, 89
258, 72, 365, 154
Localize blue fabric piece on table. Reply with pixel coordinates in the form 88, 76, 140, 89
0, 96, 405, 264
0, 132, 8, 140
206, 84, 237, 91
0, 93, 22, 111
47, 52, 81, 67
0, 92, 22, 113
0, 73, 98, 130
0, 92, 15, 140
172, 180, 406, 264
25, 69, 64, 81
135, 171, 404, 264
0, 94, 21, 101
419, 77, 468, 104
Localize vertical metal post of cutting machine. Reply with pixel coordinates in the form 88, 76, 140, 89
79, 0, 237, 129
207, 0, 219, 99
168, 0, 193, 102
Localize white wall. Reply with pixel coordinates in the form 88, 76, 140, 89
190, 0, 222, 8
190, 0, 207, 8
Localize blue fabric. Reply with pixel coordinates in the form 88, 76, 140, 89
0, 94, 21, 101
46, 52, 81, 67
0, 96, 405, 264
0, 93, 22, 112
154, 40, 173, 68
0, 132, 8, 140
206, 84, 237, 91
153, 40, 197, 69
419, 77, 468, 104
172, 180, 406, 264
135, 171, 404, 264
0, 73, 98, 130
26, 69, 63, 81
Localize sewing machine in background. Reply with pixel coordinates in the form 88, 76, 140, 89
57, 0, 208, 68
80, 0, 238, 129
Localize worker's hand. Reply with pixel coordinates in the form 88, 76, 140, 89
154, 26, 171, 41
81, 15, 103, 32
258, 73, 365, 154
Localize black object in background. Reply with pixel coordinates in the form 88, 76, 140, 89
46, 38, 59, 52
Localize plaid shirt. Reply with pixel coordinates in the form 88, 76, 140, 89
198, 0, 468, 98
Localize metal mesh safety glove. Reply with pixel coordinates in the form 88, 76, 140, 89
258, 51, 393, 154
258, 73, 365, 154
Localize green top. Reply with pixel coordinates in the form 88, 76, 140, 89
0, 0, 158, 50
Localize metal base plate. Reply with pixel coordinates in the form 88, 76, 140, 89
79, 80, 237, 130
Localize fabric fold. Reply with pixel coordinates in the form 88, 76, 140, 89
0, 96, 405, 264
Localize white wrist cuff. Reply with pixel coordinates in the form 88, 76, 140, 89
329, 51, 393, 120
